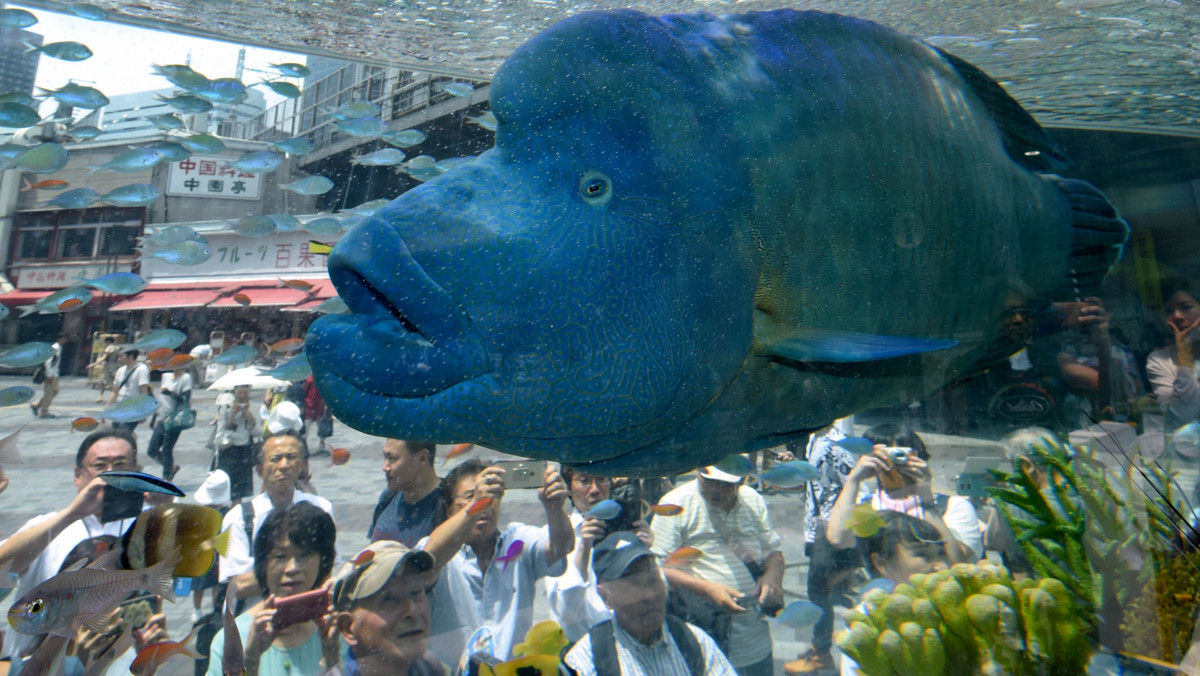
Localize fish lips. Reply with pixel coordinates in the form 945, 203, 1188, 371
308, 220, 489, 399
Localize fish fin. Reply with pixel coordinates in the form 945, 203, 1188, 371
78, 608, 118, 635
213, 527, 232, 557
86, 546, 123, 571
932, 46, 1068, 172
756, 328, 957, 363
61, 557, 89, 573
1041, 174, 1130, 298
16, 304, 37, 318
0, 422, 27, 464
21, 41, 41, 55
147, 548, 181, 602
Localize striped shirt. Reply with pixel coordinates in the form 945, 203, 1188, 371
649, 480, 782, 667
564, 621, 736, 676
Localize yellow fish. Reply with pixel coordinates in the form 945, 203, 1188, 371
512, 619, 568, 657
121, 504, 230, 578
845, 503, 887, 538
480, 654, 562, 676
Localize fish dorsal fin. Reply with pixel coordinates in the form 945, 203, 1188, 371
0, 422, 27, 464
61, 558, 88, 573
932, 46, 1067, 172
756, 328, 958, 364
86, 547, 122, 571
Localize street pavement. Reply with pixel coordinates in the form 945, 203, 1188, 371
0, 375, 1005, 675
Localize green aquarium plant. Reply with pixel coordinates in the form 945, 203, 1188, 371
835, 561, 1093, 675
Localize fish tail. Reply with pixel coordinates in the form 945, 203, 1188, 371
178, 623, 203, 658
147, 549, 181, 603
213, 527, 231, 557
16, 304, 36, 318
21, 41, 41, 54
19, 177, 31, 191
1044, 175, 1130, 297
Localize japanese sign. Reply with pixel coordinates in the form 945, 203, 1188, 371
16, 263, 134, 289
166, 155, 262, 200
139, 229, 343, 280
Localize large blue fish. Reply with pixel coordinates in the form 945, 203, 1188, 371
307, 9, 1128, 475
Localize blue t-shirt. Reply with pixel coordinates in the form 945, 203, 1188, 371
369, 489, 446, 548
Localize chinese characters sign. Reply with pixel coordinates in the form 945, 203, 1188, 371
16, 264, 133, 289
140, 230, 343, 279
166, 155, 262, 200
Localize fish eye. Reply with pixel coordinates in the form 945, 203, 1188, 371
30, 599, 43, 614
579, 171, 613, 206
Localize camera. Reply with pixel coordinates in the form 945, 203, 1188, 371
885, 446, 911, 464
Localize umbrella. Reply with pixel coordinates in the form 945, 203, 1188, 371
207, 367, 289, 391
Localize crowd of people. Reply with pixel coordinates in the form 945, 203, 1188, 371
3, 273, 1200, 675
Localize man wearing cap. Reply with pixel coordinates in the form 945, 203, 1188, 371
649, 465, 784, 676
107, 346, 150, 430
564, 531, 737, 676
420, 458, 574, 666
217, 431, 336, 601
327, 540, 444, 675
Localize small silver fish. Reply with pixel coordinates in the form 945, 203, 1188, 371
8, 548, 178, 637
138, 225, 201, 249
268, 214, 301, 232
68, 125, 104, 140
38, 187, 100, 209
582, 499, 621, 520
768, 600, 823, 628
0, 8, 37, 28
37, 84, 108, 109
759, 461, 819, 488
230, 215, 277, 238
437, 81, 476, 97
24, 41, 93, 61
381, 129, 426, 148
327, 101, 379, 120
16, 143, 69, 174
230, 150, 282, 174
194, 78, 247, 104
0, 342, 55, 368
75, 272, 148, 296
70, 3, 108, 20
0, 386, 33, 410
151, 64, 209, 91
348, 198, 391, 216
101, 394, 160, 423
0, 92, 35, 106
271, 62, 310, 78
833, 437, 876, 455
98, 470, 184, 497
302, 217, 343, 236
0, 102, 41, 128
145, 141, 191, 162
177, 134, 224, 153
130, 329, 186, 351
466, 111, 498, 131
101, 183, 160, 207
155, 93, 213, 113
144, 240, 211, 265
259, 80, 301, 98
212, 344, 258, 365
351, 148, 406, 166
280, 176, 334, 195
0, 304, 8, 321
335, 116, 385, 138
265, 355, 312, 382
313, 296, 349, 314
272, 137, 313, 155
18, 288, 93, 317
150, 114, 184, 130
89, 147, 164, 174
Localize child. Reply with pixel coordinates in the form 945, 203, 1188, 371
328, 541, 446, 675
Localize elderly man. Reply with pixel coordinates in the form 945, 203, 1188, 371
546, 467, 654, 640
217, 431, 335, 601
0, 429, 147, 666
650, 465, 784, 676
368, 439, 445, 547
564, 531, 736, 676
420, 458, 574, 665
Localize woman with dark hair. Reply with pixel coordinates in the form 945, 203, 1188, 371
206, 502, 340, 676
825, 424, 981, 564
1147, 275, 1200, 431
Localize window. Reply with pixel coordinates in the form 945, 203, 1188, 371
11, 207, 144, 264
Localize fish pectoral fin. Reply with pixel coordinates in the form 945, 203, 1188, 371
86, 547, 122, 571
755, 328, 958, 364
77, 609, 117, 635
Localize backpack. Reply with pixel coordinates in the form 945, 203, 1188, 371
585, 616, 705, 676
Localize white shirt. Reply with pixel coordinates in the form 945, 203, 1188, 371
546, 511, 613, 641
113, 361, 149, 400
420, 523, 566, 666
44, 341, 62, 379
157, 372, 193, 413
866, 492, 984, 560
1146, 345, 1200, 430
217, 490, 335, 583
1, 512, 139, 661
564, 620, 737, 676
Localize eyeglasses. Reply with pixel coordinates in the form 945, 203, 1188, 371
84, 459, 136, 473
572, 475, 610, 487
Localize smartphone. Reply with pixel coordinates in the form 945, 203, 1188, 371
272, 588, 330, 630
493, 459, 547, 489
100, 485, 144, 523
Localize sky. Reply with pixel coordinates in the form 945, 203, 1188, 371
20, 5, 306, 113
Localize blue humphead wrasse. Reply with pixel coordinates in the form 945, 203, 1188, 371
307, 9, 1128, 475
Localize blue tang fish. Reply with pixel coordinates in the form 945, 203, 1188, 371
307, 9, 1128, 475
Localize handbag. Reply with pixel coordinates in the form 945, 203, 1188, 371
163, 391, 196, 433
31, 364, 45, 385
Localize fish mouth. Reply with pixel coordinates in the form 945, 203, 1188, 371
308, 220, 489, 399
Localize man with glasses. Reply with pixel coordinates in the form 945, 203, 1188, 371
420, 457, 574, 666
546, 467, 654, 640
649, 464, 784, 676
0, 429, 146, 663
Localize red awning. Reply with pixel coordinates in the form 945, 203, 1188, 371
109, 288, 229, 311
209, 286, 312, 308
0, 289, 61, 306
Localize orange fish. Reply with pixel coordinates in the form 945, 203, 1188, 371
466, 497, 494, 516
352, 549, 375, 567
278, 278, 314, 291
233, 293, 252, 307
57, 298, 83, 312
21, 178, 69, 191
328, 447, 350, 467
71, 416, 100, 433
146, 348, 175, 366
663, 546, 703, 567
647, 502, 684, 517
442, 442, 474, 466
130, 624, 201, 675
268, 338, 305, 354
154, 354, 195, 371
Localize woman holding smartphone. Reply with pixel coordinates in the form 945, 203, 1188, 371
207, 502, 340, 676
825, 424, 981, 565
215, 384, 261, 505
